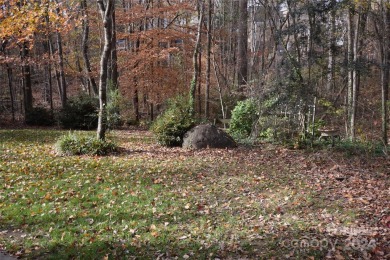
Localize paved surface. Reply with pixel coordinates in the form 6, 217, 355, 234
0, 252, 16, 260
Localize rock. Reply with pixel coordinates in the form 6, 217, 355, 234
182, 124, 237, 149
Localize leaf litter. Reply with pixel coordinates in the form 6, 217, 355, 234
0, 129, 389, 259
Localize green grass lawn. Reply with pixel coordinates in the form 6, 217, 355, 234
0, 129, 389, 259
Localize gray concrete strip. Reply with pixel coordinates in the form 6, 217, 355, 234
0, 252, 16, 260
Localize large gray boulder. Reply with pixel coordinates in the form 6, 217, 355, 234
182, 124, 237, 149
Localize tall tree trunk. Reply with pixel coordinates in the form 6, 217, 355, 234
230, 0, 238, 87
81, 0, 98, 96
205, 0, 212, 119
347, 3, 369, 141
21, 43, 32, 116
150, 102, 154, 121
110, 9, 119, 89
76, 54, 88, 90
43, 14, 54, 110
237, 0, 248, 90
347, 8, 355, 139
189, 1, 204, 116
45, 64, 53, 110
377, 0, 390, 145
326, 0, 336, 93
56, 31, 67, 106
381, 51, 389, 146
48, 37, 63, 101
384, 3, 390, 146
97, 0, 114, 140
350, 12, 360, 141
133, 88, 139, 122
6, 64, 15, 121
53, 0, 67, 106
260, 0, 268, 72
198, 36, 202, 116
213, 55, 226, 120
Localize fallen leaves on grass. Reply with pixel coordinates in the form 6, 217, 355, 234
0, 129, 389, 259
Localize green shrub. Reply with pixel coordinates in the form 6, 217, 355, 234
25, 107, 56, 126
307, 119, 326, 138
55, 132, 117, 156
333, 140, 385, 156
58, 94, 98, 130
151, 95, 195, 147
258, 127, 277, 141
107, 87, 124, 129
228, 99, 258, 140
255, 112, 300, 144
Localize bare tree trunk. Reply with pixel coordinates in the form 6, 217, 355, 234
45, 64, 53, 110
381, 51, 389, 146
97, 0, 114, 140
55, 31, 67, 106
230, 0, 238, 87
150, 103, 154, 121
81, 0, 98, 96
133, 88, 139, 122
237, 0, 248, 90
198, 37, 202, 116
110, 9, 119, 89
376, 0, 390, 145
350, 12, 360, 141
384, 3, 390, 146
6, 64, 15, 121
326, 0, 336, 93
347, 3, 369, 141
261, 0, 268, 73
213, 55, 226, 120
189, 1, 204, 116
21, 43, 32, 116
48, 37, 63, 101
53, 0, 67, 106
205, 0, 212, 119
43, 10, 55, 109
347, 8, 355, 140
287, 0, 301, 65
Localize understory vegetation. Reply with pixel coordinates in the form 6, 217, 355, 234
228, 99, 258, 141
55, 132, 117, 156
0, 129, 388, 259
151, 96, 196, 147
58, 95, 99, 130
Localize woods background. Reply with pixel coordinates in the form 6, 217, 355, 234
1, 0, 389, 145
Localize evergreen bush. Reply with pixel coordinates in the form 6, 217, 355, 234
228, 99, 258, 140
58, 94, 98, 130
25, 107, 56, 126
151, 95, 195, 147
55, 132, 117, 156
107, 87, 124, 129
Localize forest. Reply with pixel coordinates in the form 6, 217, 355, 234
0, 0, 390, 259
0, 0, 389, 146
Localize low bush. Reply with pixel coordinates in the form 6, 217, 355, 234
333, 140, 386, 156
25, 107, 56, 126
151, 95, 195, 147
55, 132, 117, 156
106, 88, 124, 129
58, 94, 98, 130
228, 99, 258, 140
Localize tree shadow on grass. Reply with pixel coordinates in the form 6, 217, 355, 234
21, 226, 381, 260
27, 239, 217, 260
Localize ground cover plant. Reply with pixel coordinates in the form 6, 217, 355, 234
55, 132, 117, 156
151, 95, 195, 147
0, 129, 389, 259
